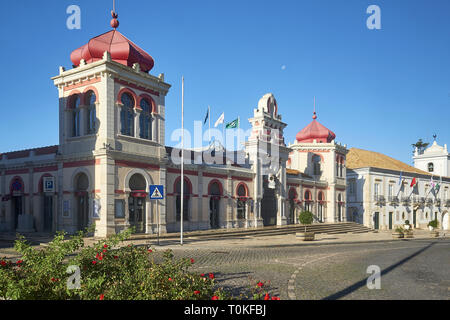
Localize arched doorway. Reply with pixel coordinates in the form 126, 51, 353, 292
318, 191, 325, 223
442, 212, 449, 230
209, 181, 222, 229
128, 173, 147, 234
74, 173, 89, 232
10, 177, 24, 230
304, 190, 312, 212
261, 177, 277, 226
236, 183, 248, 222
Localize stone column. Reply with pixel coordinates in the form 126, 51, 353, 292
277, 162, 287, 226
135, 109, 142, 138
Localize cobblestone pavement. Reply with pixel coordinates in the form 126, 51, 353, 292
1, 231, 449, 300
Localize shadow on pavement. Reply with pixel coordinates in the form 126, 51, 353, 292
322, 241, 437, 300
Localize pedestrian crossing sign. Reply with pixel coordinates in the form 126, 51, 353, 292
149, 185, 164, 200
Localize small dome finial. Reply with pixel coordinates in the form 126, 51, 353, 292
110, 10, 119, 29
312, 96, 317, 119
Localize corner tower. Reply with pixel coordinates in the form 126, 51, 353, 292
51, 12, 171, 237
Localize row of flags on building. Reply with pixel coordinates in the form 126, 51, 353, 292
203, 107, 240, 129
398, 171, 442, 197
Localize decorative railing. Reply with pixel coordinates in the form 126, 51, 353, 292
401, 197, 410, 205
374, 195, 386, 205
388, 196, 399, 205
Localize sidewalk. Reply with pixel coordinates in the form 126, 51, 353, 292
1, 228, 448, 258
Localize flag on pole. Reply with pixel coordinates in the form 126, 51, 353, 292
410, 177, 417, 188
398, 171, 403, 186
214, 112, 224, 127
203, 107, 209, 125
225, 118, 239, 129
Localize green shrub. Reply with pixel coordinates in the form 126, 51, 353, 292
394, 226, 404, 233
0, 228, 219, 300
427, 219, 439, 229
299, 211, 314, 232
0, 228, 281, 301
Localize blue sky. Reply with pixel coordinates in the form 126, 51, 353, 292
0, 0, 449, 165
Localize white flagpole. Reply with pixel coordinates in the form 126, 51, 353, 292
181, 76, 184, 246
238, 116, 240, 150
208, 105, 211, 146
222, 115, 225, 149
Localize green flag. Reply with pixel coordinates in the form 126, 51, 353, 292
226, 118, 239, 129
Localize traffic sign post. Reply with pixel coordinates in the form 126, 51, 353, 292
149, 185, 164, 245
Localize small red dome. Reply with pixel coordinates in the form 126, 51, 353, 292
296, 114, 336, 143
70, 30, 155, 73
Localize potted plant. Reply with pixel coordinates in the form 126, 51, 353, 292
296, 211, 315, 241
403, 220, 411, 230
392, 226, 404, 239
427, 220, 439, 237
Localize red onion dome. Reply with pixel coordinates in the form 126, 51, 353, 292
296, 112, 336, 143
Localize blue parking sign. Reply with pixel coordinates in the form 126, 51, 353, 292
149, 185, 164, 200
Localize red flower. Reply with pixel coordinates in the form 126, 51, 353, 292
194, 291, 200, 295
103, 244, 108, 249
98, 255, 103, 261
264, 293, 270, 300
190, 258, 195, 264
0, 260, 6, 267
92, 260, 97, 265
200, 273, 205, 277
114, 256, 119, 259
51, 277, 59, 282
257, 281, 264, 288
16, 260, 23, 265
102, 249, 107, 253
212, 296, 219, 300
148, 249, 153, 253
99, 294, 104, 300
168, 277, 173, 281
209, 273, 215, 280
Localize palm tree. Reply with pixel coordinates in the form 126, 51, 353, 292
412, 139, 429, 155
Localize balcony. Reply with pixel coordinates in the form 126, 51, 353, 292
401, 197, 410, 205
374, 195, 386, 206
388, 196, 399, 205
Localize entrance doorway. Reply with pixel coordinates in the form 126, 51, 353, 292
374, 212, 380, 230
74, 173, 89, 232
209, 181, 222, 229
389, 212, 393, 230
128, 196, 145, 233
261, 178, 277, 226
129, 174, 147, 234
43, 196, 53, 232
12, 196, 23, 230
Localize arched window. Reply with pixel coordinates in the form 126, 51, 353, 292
139, 98, 153, 140
304, 190, 312, 212
71, 95, 81, 137
428, 162, 434, 173
120, 93, 135, 136
129, 174, 146, 191
312, 155, 321, 176
175, 178, 191, 222
236, 184, 248, 220
86, 91, 97, 134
